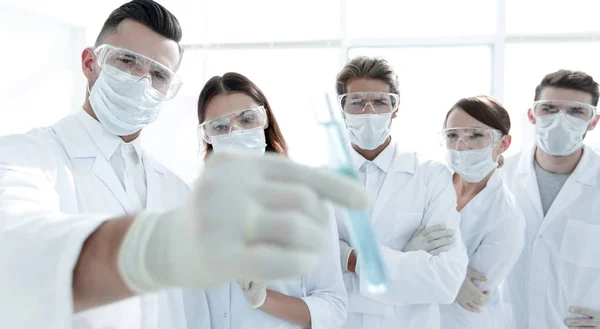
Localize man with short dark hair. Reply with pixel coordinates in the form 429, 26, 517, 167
502, 69, 600, 328
334, 56, 468, 329
0, 1, 367, 328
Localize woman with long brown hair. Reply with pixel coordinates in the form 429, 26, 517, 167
196, 73, 287, 156
184, 72, 347, 329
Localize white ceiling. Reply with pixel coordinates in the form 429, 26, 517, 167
3, 0, 123, 27
3, 0, 204, 44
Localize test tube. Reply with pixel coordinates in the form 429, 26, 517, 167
313, 92, 387, 293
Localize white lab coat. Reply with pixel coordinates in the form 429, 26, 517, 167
440, 171, 525, 329
502, 145, 600, 329
183, 208, 347, 329
338, 148, 468, 329
0, 113, 209, 329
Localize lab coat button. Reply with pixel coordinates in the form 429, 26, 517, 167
223, 312, 228, 318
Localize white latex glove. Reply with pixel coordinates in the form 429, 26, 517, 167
237, 279, 268, 308
118, 151, 368, 293
339, 239, 354, 272
565, 306, 600, 328
403, 224, 456, 256
456, 267, 489, 313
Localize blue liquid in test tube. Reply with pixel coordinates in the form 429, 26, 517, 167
315, 94, 387, 293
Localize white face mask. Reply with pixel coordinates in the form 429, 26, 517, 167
89, 66, 166, 136
210, 127, 267, 155
446, 146, 499, 183
344, 113, 392, 150
535, 111, 589, 156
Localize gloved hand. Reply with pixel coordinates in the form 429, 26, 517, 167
339, 240, 354, 272
403, 224, 456, 256
237, 279, 268, 308
456, 267, 489, 313
565, 306, 600, 328
117, 151, 368, 293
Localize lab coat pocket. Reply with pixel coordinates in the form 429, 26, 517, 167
392, 212, 423, 250
561, 220, 600, 268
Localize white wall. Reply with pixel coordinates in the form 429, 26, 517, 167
3, 0, 599, 183
0, 3, 201, 183
0, 4, 87, 136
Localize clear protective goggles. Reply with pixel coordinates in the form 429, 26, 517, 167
441, 127, 504, 150
93, 44, 182, 99
532, 100, 596, 122
197, 106, 268, 143
338, 92, 400, 115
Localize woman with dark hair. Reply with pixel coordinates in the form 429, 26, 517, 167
418, 96, 525, 329
196, 73, 288, 156
184, 72, 348, 329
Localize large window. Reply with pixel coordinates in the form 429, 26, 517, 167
504, 42, 600, 152
201, 48, 340, 166
506, 0, 600, 34
149, 0, 600, 181
346, 0, 496, 39
193, 0, 340, 44
95, 0, 600, 181
6, 1, 600, 182
0, 6, 84, 136
143, 48, 340, 181
349, 46, 492, 161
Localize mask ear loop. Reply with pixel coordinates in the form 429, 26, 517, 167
86, 48, 102, 96
197, 125, 211, 156
493, 135, 505, 168
496, 154, 504, 168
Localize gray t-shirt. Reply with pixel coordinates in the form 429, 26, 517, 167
534, 160, 571, 216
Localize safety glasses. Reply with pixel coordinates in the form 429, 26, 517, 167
338, 92, 400, 115
94, 44, 182, 99
197, 106, 268, 143
532, 100, 596, 123
441, 127, 504, 150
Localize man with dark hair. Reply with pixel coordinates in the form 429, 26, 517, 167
502, 69, 600, 328
0, 1, 367, 328
334, 56, 468, 329
94, 0, 185, 62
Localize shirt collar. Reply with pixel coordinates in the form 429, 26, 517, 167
351, 142, 396, 174
76, 109, 143, 162
461, 170, 502, 210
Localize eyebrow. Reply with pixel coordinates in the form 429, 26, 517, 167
121, 53, 137, 60
152, 65, 169, 76
209, 117, 229, 125
237, 109, 255, 116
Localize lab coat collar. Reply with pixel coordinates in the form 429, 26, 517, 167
53, 110, 161, 176
519, 144, 598, 187
570, 145, 598, 187
76, 109, 143, 163
350, 147, 365, 172
516, 144, 544, 220
142, 153, 166, 175
349, 144, 393, 173
52, 111, 165, 214
462, 170, 502, 210
368, 143, 416, 222
517, 144, 537, 176
391, 145, 416, 174
534, 144, 599, 233
52, 114, 98, 159
351, 141, 414, 174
